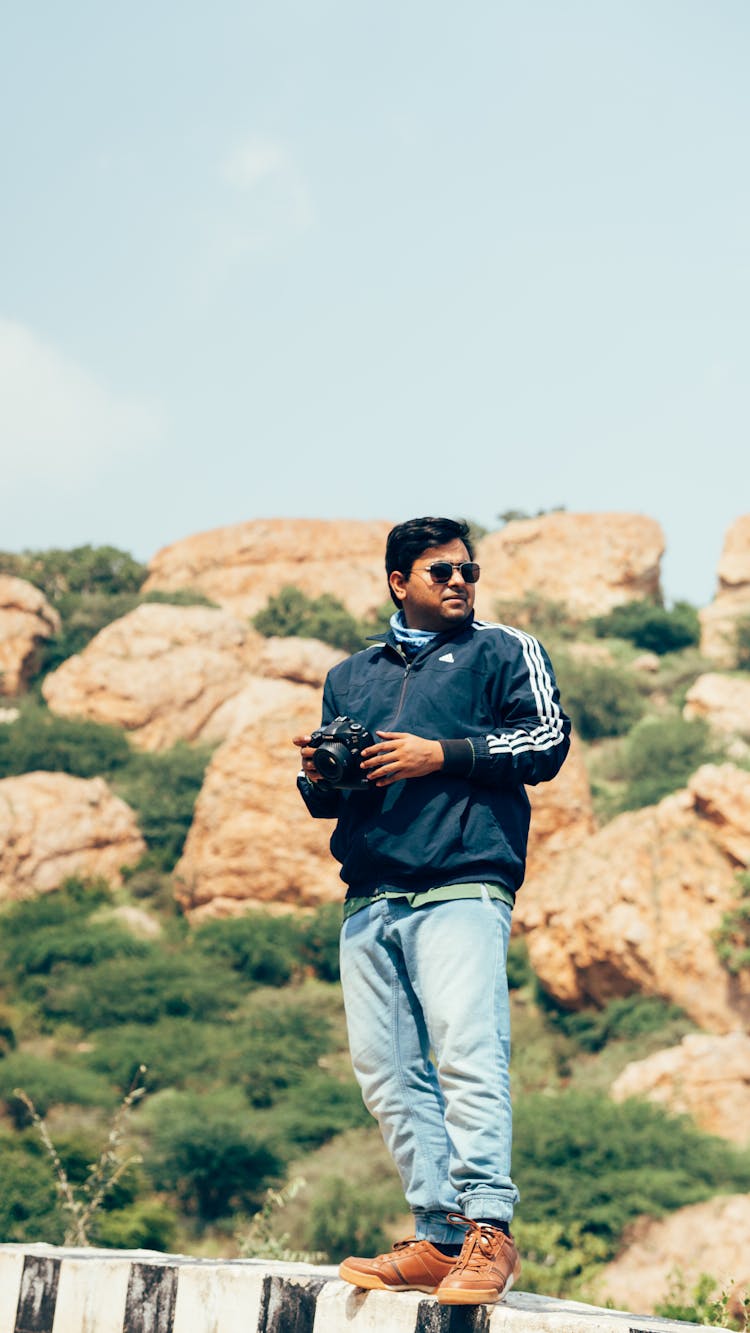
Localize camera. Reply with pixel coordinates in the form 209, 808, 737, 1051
309, 716, 375, 789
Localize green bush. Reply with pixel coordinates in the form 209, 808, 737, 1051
0, 545, 146, 601
554, 656, 644, 740
266, 1069, 370, 1151
303, 1175, 399, 1263
114, 743, 212, 872
92, 1199, 179, 1250
0, 1054, 115, 1126
84, 1018, 232, 1093
0, 707, 132, 779
144, 1089, 283, 1221
193, 913, 301, 988
3, 920, 149, 981
715, 872, 750, 976
32, 951, 243, 1029
592, 600, 700, 655
298, 903, 343, 982
507, 939, 533, 990
0, 1135, 64, 1242
619, 715, 719, 810
537, 994, 688, 1053
253, 585, 387, 654
493, 595, 580, 642
512, 1219, 609, 1297
231, 995, 334, 1109
736, 615, 750, 671
513, 1092, 750, 1251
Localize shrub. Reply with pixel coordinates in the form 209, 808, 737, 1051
144, 1089, 283, 1221
0, 545, 146, 601
715, 872, 750, 976
537, 994, 688, 1053
91, 1199, 177, 1247
493, 595, 580, 642
736, 616, 750, 671
554, 656, 644, 740
512, 1219, 609, 1297
266, 1069, 370, 1151
33, 951, 243, 1029
0, 1054, 115, 1126
298, 903, 343, 982
0, 706, 132, 779
253, 585, 387, 654
114, 743, 212, 872
3, 920, 149, 981
619, 715, 718, 810
507, 939, 533, 990
304, 1176, 398, 1263
592, 600, 700, 655
513, 1092, 750, 1251
0, 1135, 64, 1242
193, 913, 301, 988
92, 1199, 179, 1250
84, 1019, 231, 1093
231, 996, 333, 1109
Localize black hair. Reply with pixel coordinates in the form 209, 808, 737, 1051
385, 516, 475, 607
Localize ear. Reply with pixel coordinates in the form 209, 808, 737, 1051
389, 569, 408, 602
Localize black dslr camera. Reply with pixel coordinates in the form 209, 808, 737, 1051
309, 716, 375, 790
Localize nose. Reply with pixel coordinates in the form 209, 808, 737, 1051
447, 566, 467, 586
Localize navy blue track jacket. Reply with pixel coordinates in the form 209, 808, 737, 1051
297, 613, 571, 900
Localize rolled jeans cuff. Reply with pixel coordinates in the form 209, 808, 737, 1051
460, 1192, 517, 1224
413, 1210, 467, 1244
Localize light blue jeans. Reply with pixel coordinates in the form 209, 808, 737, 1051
339, 891, 519, 1244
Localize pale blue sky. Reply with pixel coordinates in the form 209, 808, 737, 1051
1, 1, 748, 606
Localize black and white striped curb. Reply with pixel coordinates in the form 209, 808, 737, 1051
0, 1244, 719, 1333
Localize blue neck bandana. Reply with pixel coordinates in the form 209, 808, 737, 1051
389, 611, 440, 657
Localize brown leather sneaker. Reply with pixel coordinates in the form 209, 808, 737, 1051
339, 1237, 458, 1293
436, 1214, 521, 1305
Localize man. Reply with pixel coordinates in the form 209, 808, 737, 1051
293, 516, 570, 1305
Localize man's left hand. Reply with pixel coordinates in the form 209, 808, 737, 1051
360, 732, 443, 786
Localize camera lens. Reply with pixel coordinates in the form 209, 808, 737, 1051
313, 742, 351, 783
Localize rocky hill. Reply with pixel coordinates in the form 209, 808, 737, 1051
1, 509, 749, 1316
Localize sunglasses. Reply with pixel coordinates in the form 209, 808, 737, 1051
419, 561, 481, 584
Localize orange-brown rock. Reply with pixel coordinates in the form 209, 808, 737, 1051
526, 735, 597, 878
516, 764, 750, 1032
42, 603, 266, 751
0, 772, 145, 901
611, 1031, 750, 1144
144, 518, 393, 620
174, 691, 341, 917
597, 1195, 750, 1318
0, 575, 60, 695
684, 672, 750, 743
700, 514, 750, 666
474, 513, 664, 620
255, 636, 347, 687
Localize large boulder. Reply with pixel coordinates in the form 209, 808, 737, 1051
474, 513, 664, 620
0, 575, 60, 695
597, 1195, 750, 1318
611, 1031, 750, 1144
700, 514, 750, 666
174, 691, 341, 918
525, 735, 597, 878
516, 764, 750, 1032
144, 518, 393, 620
0, 772, 145, 901
42, 603, 267, 751
684, 672, 750, 753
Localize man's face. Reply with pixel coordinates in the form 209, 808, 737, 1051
389, 538, 476, 632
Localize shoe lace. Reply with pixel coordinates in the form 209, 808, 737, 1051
446, 1214, 502, 1273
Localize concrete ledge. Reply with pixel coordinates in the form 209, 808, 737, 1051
0, 1243, 720, 1332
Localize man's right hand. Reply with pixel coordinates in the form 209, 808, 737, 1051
292, 734, 324, 782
